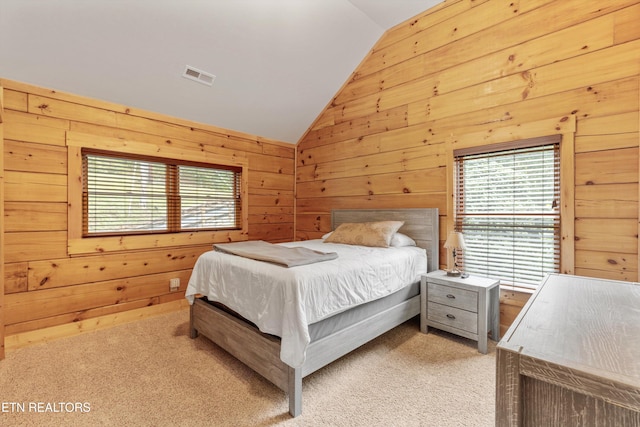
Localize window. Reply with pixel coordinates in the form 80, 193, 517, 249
82, 150, 242, 237
454, 136, 561, 289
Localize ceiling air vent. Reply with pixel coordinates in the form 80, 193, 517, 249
182, 65, 216, 86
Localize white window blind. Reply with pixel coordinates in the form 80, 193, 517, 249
82, 151, 241, 236
454, 137, 560, 289
178, 165, 241, 230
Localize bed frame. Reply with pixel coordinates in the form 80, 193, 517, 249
189, 208, 439, 417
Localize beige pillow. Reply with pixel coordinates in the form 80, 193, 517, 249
325, 221, 404, 248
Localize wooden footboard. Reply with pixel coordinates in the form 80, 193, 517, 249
190, 298, 303, 416
190, 294, 420, 417
190, 298, 291, 391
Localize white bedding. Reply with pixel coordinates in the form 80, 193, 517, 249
185, 239, 427, 368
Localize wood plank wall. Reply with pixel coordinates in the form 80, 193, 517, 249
0, 79, 295, 351
0, 85, 5, 359
296, 0, 640, 335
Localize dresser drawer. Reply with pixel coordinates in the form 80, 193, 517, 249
427, 302, 478, 334
428, 282, 478, 313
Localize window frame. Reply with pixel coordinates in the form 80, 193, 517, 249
453, 136, 561, 289
67, 131, 248, 255
445, 116, 576, 291
81, 149, 243, 237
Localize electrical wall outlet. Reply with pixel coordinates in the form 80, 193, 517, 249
169, 278, 180, 291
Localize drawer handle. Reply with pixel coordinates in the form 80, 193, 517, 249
446, 314, 456, 320
446, 294, 456, 299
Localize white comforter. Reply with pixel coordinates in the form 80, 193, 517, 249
185, 239, 427, 368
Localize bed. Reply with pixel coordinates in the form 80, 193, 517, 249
187, 208, 439, 417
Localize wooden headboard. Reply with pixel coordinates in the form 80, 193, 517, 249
331, 208, 440, 273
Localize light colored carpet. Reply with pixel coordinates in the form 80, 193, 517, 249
0, 310, 496, 426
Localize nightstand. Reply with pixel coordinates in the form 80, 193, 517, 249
420, 270, 500, 354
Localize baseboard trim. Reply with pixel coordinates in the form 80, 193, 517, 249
5, 299, 190, 352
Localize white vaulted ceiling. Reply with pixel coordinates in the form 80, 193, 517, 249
0, 0, 442, 143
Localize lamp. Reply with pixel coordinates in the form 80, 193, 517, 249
444, 231, 466, 277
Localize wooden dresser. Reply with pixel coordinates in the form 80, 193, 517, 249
496, 273, 640, 426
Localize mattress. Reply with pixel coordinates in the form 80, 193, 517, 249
186, 239, 427, 367
197, 281, 420, 343
308, 280, 420, 341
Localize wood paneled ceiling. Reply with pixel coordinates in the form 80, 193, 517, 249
0, 0, 442, 143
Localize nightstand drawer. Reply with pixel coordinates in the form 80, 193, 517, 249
428, 282, 478, 313
427, 302, 478, 334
